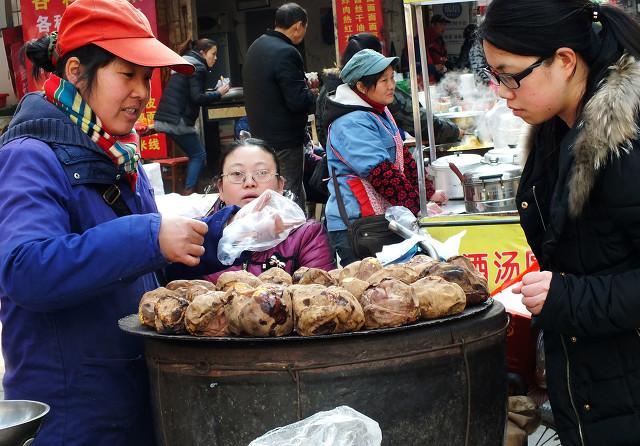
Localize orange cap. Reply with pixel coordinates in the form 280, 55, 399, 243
56, 0, 194, 75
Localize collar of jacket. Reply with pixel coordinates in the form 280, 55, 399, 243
265, 29, 293, 46
183, 50, 208, 70
523, 54, 640, 218
0, 92, 121, 186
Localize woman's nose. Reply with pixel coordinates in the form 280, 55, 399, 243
243, 174, 257, 187
497, 83, 515, 100
132, 77, 151, 101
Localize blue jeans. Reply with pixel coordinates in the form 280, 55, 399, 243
166, 132, 206, 189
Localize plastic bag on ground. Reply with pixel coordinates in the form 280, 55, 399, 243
217, 189, 306, 265
248, 406, 382, 446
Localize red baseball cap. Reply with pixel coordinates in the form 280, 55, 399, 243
56, 0, 194, 75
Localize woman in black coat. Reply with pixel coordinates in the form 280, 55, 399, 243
479, 1, 640, 445
155, 38, 229, 194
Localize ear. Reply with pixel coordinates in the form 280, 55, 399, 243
554, 47, 579, 81
217, 179, 224, 200
355, 80, 366, 94
276, 175, 285, 194
64, 57, 82, 86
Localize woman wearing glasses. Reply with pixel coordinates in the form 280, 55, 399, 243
479, 1, 640, 445
204, 138, 335, 283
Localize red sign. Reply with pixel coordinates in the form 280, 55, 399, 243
335, 0, 384, 57
19, 0, 167, 158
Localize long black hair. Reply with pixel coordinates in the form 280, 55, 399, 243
478, 0, 640, 107
176, 38, 217, 57
24, 35, 115, 96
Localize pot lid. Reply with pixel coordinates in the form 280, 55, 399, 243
484, 147, 522, 165
431, 153, 483, 169
463, 161, 522, 183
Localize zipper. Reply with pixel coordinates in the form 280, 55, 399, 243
560, 335, 586, 446
532, 185, 547, 232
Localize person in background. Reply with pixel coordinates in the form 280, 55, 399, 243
205, 138, 335, 283
0, 0, 231, 443
242, 3, 317, 211
479, 1, 640, 444
155, 38, 230, 195
316, 33, 461, 150
426, 14, 451, 83
323, 49, 447, 266
455, 24, 478, 71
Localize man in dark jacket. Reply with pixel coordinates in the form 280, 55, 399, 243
242, 3, 317, 210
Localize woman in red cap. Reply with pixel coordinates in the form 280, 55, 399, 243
0, 0, 236, 444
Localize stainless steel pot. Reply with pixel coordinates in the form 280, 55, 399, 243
483, 146, 522, 165
427, 153, 483, 199
462, 161, 521, 213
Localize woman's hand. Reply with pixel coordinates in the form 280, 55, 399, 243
512, 271, 553, 315
430, 189, 448, 205
159, 215, 209, 266
217, 84, 230, 96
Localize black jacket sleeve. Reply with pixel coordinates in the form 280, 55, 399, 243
275, 48, 316, 114
188, 66, 222, 106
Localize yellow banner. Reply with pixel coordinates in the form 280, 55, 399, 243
420, 214, 536, 292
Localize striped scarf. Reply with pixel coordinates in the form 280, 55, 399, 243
43, 74, 140, 190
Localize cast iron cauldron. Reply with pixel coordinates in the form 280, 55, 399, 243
120, 300, 508, 446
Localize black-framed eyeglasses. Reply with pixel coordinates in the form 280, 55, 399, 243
481, 57, 547, 89
220, 169, 279, 184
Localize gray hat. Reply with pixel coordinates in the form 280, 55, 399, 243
340, 49, 399, 86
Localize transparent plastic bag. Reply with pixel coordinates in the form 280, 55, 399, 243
217, 190, 306, 265
248, 406, 382, 446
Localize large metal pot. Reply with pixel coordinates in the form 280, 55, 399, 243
462, 161, 521, 213
428, 153, 483, 199
120, 302, 507, 446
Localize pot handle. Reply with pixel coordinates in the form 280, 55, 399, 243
479, 174, 503, 181
448, 162, 466, 186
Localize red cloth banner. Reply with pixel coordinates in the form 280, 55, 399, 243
19, 0, 167, 158
335, 0, 384, 57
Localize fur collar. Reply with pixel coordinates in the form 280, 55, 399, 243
524, 54, 640, 217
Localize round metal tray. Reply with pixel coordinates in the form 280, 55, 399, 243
119, 298, 494, 343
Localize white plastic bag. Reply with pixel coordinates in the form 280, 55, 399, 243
217, 190, 306, 265
248, 406, 382, 446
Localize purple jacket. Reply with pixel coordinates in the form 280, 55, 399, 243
206, 219, 335, 283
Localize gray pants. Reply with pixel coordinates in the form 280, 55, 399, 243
276, 145, 307, 212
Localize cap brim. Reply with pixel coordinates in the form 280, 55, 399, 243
364, 56, 399, 77
95, 37, 195, 75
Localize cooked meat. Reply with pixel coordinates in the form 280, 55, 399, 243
139, 287, 177, 328
359, 278, 419, 329
411, 276, 466, 320
258, 267, 293, 286
296, 268, 336, 286
292, 286, 364, 336
216, 270, 263, 292
185, 291, 230, 336
367, 264, 420, 285
428, 262, 489, 305
227, 284, 293, 337
340, 277, 369, 300
154, 294, 190, 334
